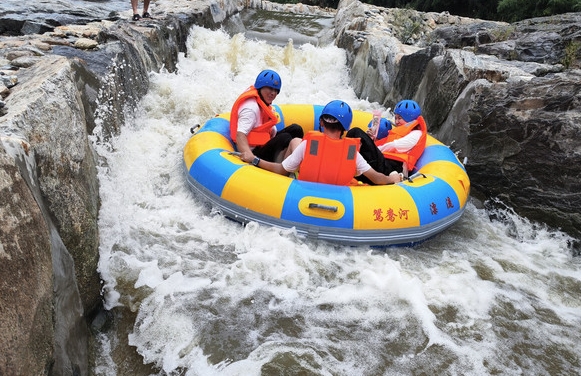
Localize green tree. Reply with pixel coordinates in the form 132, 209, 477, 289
409, 0, 499, 19
291, 0, 581, 21
497, 0, 581, 22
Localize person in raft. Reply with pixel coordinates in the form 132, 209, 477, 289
345, 99, 427, 184
233, 69, 304, 165
242, 100, 402, 185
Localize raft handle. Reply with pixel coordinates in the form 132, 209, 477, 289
190, 124, 201, 134
308, 203, 338, 212
407, 172, 427, 183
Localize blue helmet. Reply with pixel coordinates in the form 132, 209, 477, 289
366, 117, 392, 139
254, 69, 282, 91
320, 100, 353, 131
394, 100, 421, 122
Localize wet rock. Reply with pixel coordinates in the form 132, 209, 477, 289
439, 71, 581, 225
5, 49, 36, 60
0, 1, 240, 374
10, 55, 42, 68
1, 73, 18, 88
74, 37, 98, 49
0, 141, 54, 376
335, 0, 581, 243
0, 83, 9, 98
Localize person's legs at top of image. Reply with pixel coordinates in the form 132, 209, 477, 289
131, 0, 141, 21
142, 0, 151, 18
131, 0, 151, 21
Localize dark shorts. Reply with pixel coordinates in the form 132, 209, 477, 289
346, 128, 402, 184
253, 124, 304, 162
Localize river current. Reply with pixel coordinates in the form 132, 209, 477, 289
92, 17, 581, 376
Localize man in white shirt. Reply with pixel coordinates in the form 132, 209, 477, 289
232, 70, 303, 166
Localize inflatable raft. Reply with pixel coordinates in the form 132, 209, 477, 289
183, 104, 470, 246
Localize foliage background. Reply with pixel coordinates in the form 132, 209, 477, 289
290, 0, 581, 22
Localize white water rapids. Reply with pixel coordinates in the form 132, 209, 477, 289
92, 25, 581, 375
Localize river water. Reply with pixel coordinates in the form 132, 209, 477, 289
91, 13, 581, 376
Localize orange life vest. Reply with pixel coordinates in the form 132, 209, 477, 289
375, 115, 427, 171
298, 131, 360, 186
229, 86, 279, 146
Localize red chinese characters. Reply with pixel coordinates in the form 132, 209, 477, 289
373, 207, 409, 222
446, 196, 454, 209
430, 202, 438, 215
372, 196, 454, 223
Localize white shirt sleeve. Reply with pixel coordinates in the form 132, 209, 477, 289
355, 153, 371, 176
281, 140, 307, 173
236, 99, 260, 135
378, 129, 422, 153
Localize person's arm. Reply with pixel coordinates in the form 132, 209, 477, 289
378, 130, 421, 153
236, 131, 254, 156
355, 153, 401, 185
254, 159, 290, 176
362, 168, 401, 185
236, 106, 259, 161
249, 140, 304, 176
238, 153, 291, 176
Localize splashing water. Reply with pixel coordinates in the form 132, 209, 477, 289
94, 26, 581, 375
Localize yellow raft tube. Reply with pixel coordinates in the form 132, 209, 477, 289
183, 104, 470, 246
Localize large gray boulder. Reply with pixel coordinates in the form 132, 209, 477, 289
0, 0, 240, 374
335, 0, 581, 246
0, 142, 54, 376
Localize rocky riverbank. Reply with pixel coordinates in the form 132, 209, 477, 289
333, 0, 581, 247
1, 1, 240, 374
1, 0, 580, 374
